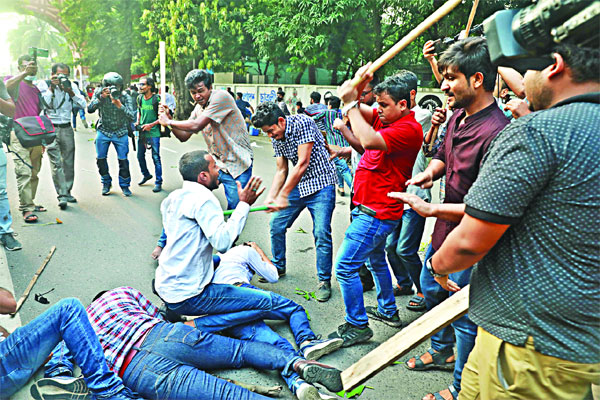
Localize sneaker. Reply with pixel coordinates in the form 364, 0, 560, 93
121, 187, 132, 197
65, 195, 78, 203
295, 380, 320, 400
0, 233, 22, 251
31, 376, 90, 400
314, 281, 331, 302
258, 266, 285, 283
293, 359, 343, 393
58, 199, 68, 210
393, 284, 414, 296
300, 337, 344, 360
105, 387, 141, 400
82, 120, 89, 129
138, 174, 153, 185
365, 306, 403, 328
102, 183, 111, 196
152, 184, 162, 192
328, 322, 373, 347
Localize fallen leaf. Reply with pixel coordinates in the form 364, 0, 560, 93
56, 218, 63, 224
295, 227, 307, 234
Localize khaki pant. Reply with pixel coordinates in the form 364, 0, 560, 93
460, 327, 600, 400
53, 125, 75, 194
10, 132, 43, 213
45, 129, 69, 200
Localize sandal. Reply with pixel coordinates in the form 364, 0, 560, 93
23, 212, 38, 223
405, 348, 455, 371
407, 293, 426, 311
34, 205, 47, 212
422, 385, 458, 400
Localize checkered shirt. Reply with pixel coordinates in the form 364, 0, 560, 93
86, 286, 164, 373
271, 114, 337, 198
88, 87, 136, 137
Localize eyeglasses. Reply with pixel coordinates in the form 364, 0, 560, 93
361, 89, 372, 97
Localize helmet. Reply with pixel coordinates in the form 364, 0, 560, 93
102, 72, 123, 89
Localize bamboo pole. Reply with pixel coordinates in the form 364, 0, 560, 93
11, 246, 56, 315
159, 41, 167, 106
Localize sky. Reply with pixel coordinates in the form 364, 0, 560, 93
0, 13, 24, 75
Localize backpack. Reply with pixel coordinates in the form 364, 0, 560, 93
137, 94, 171, 138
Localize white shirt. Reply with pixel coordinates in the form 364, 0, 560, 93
155, 181, 250, 303
165, 93, 176, 113
38, 80, 87, 124
212, 246, 278, 285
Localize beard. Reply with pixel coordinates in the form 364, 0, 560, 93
525, 72, 554, 111
207, 175, 220, 190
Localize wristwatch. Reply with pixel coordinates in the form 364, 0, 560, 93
342, 100, 359, 116
426, 257, 446, 278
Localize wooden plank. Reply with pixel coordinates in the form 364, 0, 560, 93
11, 246, 56, 316
341, 284, 470, 391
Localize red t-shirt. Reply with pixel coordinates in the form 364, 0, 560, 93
352, 109, 422, 220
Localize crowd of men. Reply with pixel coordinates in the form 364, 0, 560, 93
0, 29, 598, 400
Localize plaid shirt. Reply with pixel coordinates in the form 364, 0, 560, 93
88, 87, 136, 137
86, 286, 163, 373
271, 114, 337, 198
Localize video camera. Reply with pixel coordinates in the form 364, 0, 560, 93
484, 0, 599, 72
28, 47, 49, 63
433, 23, 485, 55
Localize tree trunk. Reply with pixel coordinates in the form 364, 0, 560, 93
330, 67, 338, 86
294, 70, 303, 84
172, 60, 194, 120
264, 60, 270, 84
308, 66, 316, 85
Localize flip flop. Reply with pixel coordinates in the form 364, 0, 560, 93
407, 294, 426, 311
34, 205, 47, 212
23, 212, 38, 223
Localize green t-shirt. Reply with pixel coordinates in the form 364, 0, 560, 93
139, 95, 160, 138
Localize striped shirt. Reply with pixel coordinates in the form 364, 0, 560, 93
311, 109, 349, 148
191, 89, 253, 178
86, 286, 163, 373
271, 114, 337, 198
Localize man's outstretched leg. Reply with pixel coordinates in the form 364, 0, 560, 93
0, 298, 137, 400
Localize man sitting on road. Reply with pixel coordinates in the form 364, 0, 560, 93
0, 287, 139, 400
252, 102, 338, 302
42, 286, 344, 399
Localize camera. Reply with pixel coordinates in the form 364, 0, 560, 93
484, 0, 599, 72
433, 24, 484, 55
56, 73, 71, 90
109, 85, 120, 98
0, 114, 13, 146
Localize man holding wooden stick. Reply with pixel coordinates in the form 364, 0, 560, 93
397, 37, 509, 400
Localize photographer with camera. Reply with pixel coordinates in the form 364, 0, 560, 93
0, 80, 21, 251
416, 2, 600, 398
40, 63, 87, 208
88, 72, 136, 197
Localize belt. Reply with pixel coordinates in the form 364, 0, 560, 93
232, 282, 244, 287
118, 333, 148, 378
357, 204, 377, 217
54, 122, 72, 128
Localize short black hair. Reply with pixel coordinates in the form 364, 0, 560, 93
394, 70, 418, 93
179, 150, 210, 182
329, 96, 341, 109
373, 74, 412, 105
93, 291, 108, 302
310, 91, 321, 103
366, 72, 381, 90
184, 69, 212, 90
17, 54, 33, 67
555, 44, 599, 83
277, 90, 285, 97
237, 92, 243, 99
143, 76, 156, 89
296, 101, 303, 107
51, 63, 70, 75
252, 102, 285, 127
165, 85, 170, 92
438, 36, 496, 92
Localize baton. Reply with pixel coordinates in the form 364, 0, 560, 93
223, 205, 269, 216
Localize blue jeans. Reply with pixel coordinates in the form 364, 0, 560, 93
137, 136, 162, 185
385, 208, 426, 293
420, 244, 477, 392
218, 164, 253, 210
335, 209, 399, 327
332, 157, 353, 190
270, 185, 335, 281
221, 283, 305, 392
72, 108, 86, 128
0, 147, 13, 235
95, 132, 131, 187
121, 322, 299, 400
167, 283, 315, 345
1, 299, 125, 400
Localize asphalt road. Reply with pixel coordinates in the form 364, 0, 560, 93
5, 121, 452, 400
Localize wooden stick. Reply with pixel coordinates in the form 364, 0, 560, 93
341, 285, 470, 391
11, 246, 56, 315
159, 41, 167, 106
349, 0, 463, 88
427, 0, 480, 151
